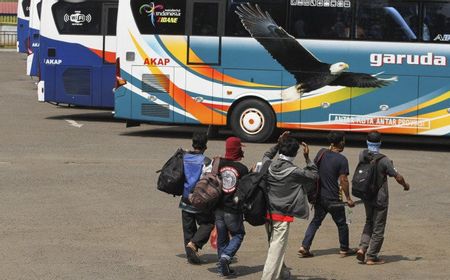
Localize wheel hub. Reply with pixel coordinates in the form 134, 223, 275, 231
240, 108, 264, 135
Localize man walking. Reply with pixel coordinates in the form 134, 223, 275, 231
299, 131, 356, 258
179, 132, 214, 264
261, 132, 319, 280
356, 131, 410, 265
215, 137, 249, 276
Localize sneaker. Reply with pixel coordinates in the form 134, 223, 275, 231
340, 248, 357, 257
298, 246, 314, 258
219, 257, 231, 276
186, 242, 201, 264
356, 249, 366, 262
366, 258, 385, 265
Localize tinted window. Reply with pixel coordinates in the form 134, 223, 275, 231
225, 0, 287, 37
192, 2, 218, 36
22, 0, 30, 17
424, 2, 450, 42
106, 7, 118, 35
131, 0, 185, 35
52, 1, 102, 35
289, 1, 352, 39
355, 0, 419, 41
37, 1, 42, 20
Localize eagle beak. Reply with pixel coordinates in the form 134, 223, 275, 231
344, 63, 349, 70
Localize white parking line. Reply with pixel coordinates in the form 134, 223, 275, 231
64, 119, 83, 128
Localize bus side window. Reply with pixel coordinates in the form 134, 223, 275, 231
192, 2, 218, 36
22, 0, 30, 17
51, 1, 102, 35
355, 0, 419, 42
288, 5, 351, 40
424, 2, 450, 43
225, 0, 287, 37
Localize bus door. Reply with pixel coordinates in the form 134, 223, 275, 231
99, 3, 117, 107
185, 0, 225, 124
131, 66, 174, 123
186, 0, 224, 65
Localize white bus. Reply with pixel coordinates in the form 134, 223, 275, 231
114, 0, 450, 142
38, 0, 118, 107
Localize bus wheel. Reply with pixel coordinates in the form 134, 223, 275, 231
230, 99, 276, 143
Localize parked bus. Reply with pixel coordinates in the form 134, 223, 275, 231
114, 0, 450, 142
17, 0, 30, 53
26, 0, 41, 77
38, 0, 118, 108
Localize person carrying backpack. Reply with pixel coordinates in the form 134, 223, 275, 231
215, 137, 249, 276
179, 132, 214, 265
299, 131, 357, 258
355, 131, 410, 265
261, 132, 319, 280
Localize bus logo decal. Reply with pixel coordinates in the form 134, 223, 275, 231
64, 11, 92, 26
370, 53, 447, 67
44, 59, 62, 65
139, 2, 164, 27
433, 34, 450, 42
144, 57, 170, 66
329, 114, 431, 129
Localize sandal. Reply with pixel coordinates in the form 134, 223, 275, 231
356, 249, 366, 262
339, 248, 357, 257
366, 258, 385, 265
298, 246, 314, 258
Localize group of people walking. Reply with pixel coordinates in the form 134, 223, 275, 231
176, 130, 410, 279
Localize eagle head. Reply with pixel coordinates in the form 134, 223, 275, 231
330, 62, 349, 75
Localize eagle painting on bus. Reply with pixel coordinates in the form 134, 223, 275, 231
236, 3, 397, 100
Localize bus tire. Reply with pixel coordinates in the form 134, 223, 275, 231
230, 99, 276, 143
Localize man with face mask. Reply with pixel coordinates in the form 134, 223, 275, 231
215, 137, 249, 276
299, 131, 357, 258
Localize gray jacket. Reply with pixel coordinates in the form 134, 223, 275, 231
262, 145, 319, 219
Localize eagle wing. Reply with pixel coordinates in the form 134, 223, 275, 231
235, 4, 328, 83
330, 72, 397, 88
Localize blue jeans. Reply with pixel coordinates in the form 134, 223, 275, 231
301, 198, 350, 251
215, 209, 245, 260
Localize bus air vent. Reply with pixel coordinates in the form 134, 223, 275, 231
141, 104, 170, 118
63, 68, 91, 96
142, 74, 170, 93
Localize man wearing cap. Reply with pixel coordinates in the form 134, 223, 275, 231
215, 137, 249, 276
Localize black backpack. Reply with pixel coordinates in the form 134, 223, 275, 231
307, 148, 328, 204
352, 151, 386, 200
234, 160, 272, 226
156, 148, 185, 196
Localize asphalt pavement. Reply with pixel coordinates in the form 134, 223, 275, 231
1, 51, 449, 280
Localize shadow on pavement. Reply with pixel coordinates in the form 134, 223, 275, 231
382, 255, 423, 263
46, 111, 122, 123
207, 264, 264, 278
121, 126, 450, 152
302, 248, 341, 257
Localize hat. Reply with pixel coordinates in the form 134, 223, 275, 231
225, 137, 245, 161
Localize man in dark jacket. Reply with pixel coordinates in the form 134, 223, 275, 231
356, 131, 410, 265
215, 137, 249, 276
179, 132, 214, 265
261, 132, 319, 280
299, 131, 356, 258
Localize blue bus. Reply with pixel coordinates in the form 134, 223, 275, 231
114, 0, 450, 142
17, 0, 30, 53
26, 0, 41, 77
38, 0, 118, 108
